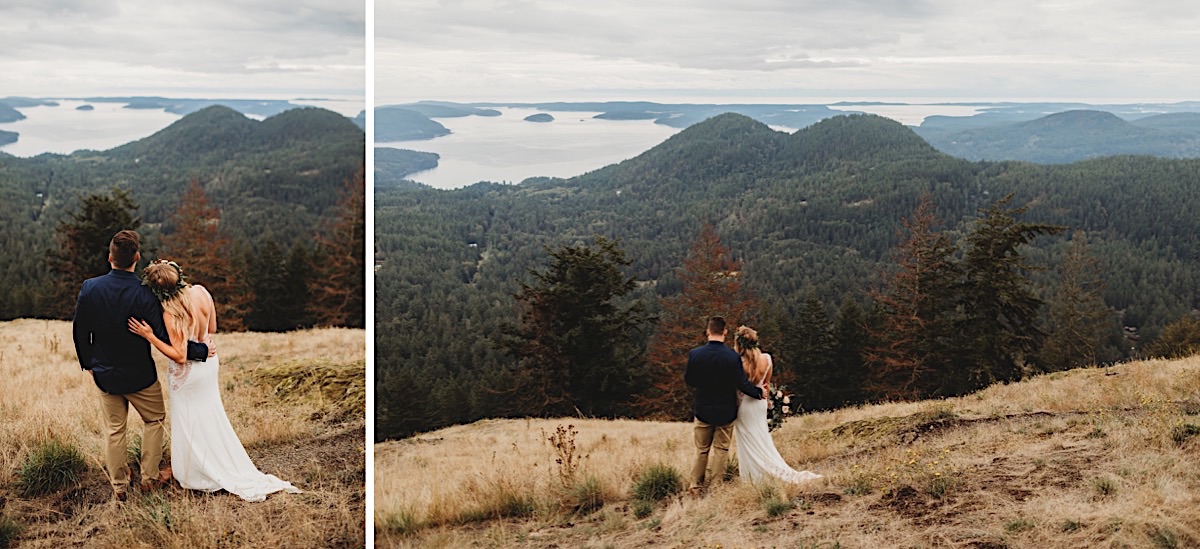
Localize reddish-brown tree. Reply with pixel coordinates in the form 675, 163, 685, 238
161, 179, 249, 331
634, 224, 760, 419
863, 195, 960, 400
308, 166, 365, 328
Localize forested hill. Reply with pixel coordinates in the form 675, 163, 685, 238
915, 109, 1200, 163
0, 105, 364, 320
376, 112, 1200, 439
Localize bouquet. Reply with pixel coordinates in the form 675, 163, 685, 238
767, 385, 794, 431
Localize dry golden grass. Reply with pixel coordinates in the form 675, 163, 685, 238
375, 355, 1200, 548
0, 319, 365, 548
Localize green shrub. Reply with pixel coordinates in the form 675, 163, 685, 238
632, 463, 682, 502
16, 438, 88, 497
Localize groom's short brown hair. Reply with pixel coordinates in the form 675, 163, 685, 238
706, 316, 727, 336
109, 230, 140, 269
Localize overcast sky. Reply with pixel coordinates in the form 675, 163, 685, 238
378, 0, 1200, 105
0, 0, 364, 102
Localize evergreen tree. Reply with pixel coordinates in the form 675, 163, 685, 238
634, 224, 760, 419
864, 195, 960, 400
787, 292, 837, 411
497, 236, 650, 418
47, 188, 141, 319
1037, 231, 1117, 370
376, 367, 438, 441
161, 179, 250, 331
284, 241, 315, 329
245, 239, 291, 332
830, 296, 869, 406
309, 166, 365, 328
959, 194, 1063, 388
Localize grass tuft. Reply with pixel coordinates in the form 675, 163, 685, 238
1150, 525, 1179, 549
1092, 475, 1118, 497
0, 514, 21, 549
567, 475, 607, 515
1170, 423, 1200, 445
1061, 519, 1084, 533
1005, 517, 1035, 533
764, 497, 793, 518
631, 463, 682, 502
378, 508, 422, 537
632, 498, 654, 519
16, 438, 88, 497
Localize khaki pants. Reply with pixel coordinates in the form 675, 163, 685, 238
99, 380, 165, 493
689, 418, 733, 490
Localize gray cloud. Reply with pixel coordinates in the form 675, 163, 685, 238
378, 0, 1200, 103
0, 0, 364, 100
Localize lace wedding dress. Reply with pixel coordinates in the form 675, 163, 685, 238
733, 353, 822, 484
166, 286, 300, 502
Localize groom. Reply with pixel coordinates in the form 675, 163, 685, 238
684, 316, 764, 495
72, 230, 210, 501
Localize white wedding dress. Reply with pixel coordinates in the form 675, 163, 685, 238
166, 286, 300, 502
733, 353, 822, 484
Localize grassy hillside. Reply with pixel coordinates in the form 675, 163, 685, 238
375, 355, 1200, 548
0, 320, 365, 548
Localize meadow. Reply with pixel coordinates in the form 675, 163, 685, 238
376, 355, 1200, 548
0, 319, 365, 548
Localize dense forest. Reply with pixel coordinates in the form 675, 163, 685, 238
0, 105, 365, 329
375, 113, 1200, 440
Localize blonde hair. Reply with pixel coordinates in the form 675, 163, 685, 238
733, 325, 767, 384
145, 262, 196, 340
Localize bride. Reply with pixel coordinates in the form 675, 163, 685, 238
732, 326, 822, 484
128, 259, 300, 502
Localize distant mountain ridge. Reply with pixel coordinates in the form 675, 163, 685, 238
916, 109, 1200, 163
375, 100, 1200, 164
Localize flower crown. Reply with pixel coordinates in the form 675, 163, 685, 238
141, 259, 189, 302
735, 332, 759, 350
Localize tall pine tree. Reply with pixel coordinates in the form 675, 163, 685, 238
830, 296, 869, 407
959, 194, 1063, 389
309, 167, 365, 328
633, 224, 760, 419
1037, 230, 1117, 370
47, 188, 141, 319
785, 292, 837, 411
864, 195, 960, 400
161, 179, 249, 331
497, 237, 650, 418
